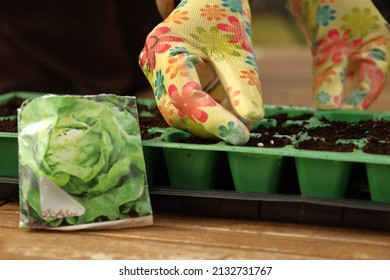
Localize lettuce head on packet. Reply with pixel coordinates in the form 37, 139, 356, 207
18, 94, 153, 230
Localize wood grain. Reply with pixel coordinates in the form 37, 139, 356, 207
1, 202, 390, 260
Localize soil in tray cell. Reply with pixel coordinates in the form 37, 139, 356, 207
0, 119, 17, 133
0, 97, 24, 117
2, 97, 390, 156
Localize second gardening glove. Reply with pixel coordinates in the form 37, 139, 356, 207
289, 0, 390, 110
139, 0, 264, 145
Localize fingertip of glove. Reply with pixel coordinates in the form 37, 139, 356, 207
223, 131, 250, 146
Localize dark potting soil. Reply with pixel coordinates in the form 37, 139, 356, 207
306, 119, 390, 142
297, 139, 357, 152
0, 97, 24, 133
0, 97, 24, 117
174, 115, 390, 154
363, 139, 390, 155
0, 101, 170, 136
1, 98, 390, 155
137, 104, 169, 140
301, 119, 390, 154
246, 134, 292, 148
0, 119, 17, 133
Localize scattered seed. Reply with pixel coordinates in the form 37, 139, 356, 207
42, 208, 78, 220
270, 140, 275, 145
257, 142, 264, 147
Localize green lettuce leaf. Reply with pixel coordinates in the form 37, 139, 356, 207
18, 94, 152, 227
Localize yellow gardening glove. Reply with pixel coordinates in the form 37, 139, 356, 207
139, 0, 264, 145
289, 0, 390, 109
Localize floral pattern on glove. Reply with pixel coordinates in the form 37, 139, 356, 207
290, 0, 390, 110
140, 0, 264, 145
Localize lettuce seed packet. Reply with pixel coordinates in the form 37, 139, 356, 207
18, 94, 153, 230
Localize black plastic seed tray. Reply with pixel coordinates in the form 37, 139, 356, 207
2, 176, 389, 231
149, 186, 390, 231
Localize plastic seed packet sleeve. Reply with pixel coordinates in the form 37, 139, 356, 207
18, 94, 153, 230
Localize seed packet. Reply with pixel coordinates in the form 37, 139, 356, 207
18, 94, 153, 230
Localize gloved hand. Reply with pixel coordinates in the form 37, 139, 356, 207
139, 0, 264, 145
289, 0, 390, 109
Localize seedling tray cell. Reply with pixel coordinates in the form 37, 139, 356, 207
0, 92, 44, 177
162, 146, 220, 190
227, 152, 282, 193
142, 146, 170, 187
295, 157, 352, 198
0, 133, 18, 177
366, 163, 390, 203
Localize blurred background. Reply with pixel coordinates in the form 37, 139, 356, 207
250, 0, 390, 46
243, 0, 390, 110
251, 0, 305, 47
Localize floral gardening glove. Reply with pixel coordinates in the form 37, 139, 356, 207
139, 0, 264, 145
289, 0, 390, 109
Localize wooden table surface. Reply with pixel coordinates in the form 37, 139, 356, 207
1, 46, 390, 260
1, 201, 390, 260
